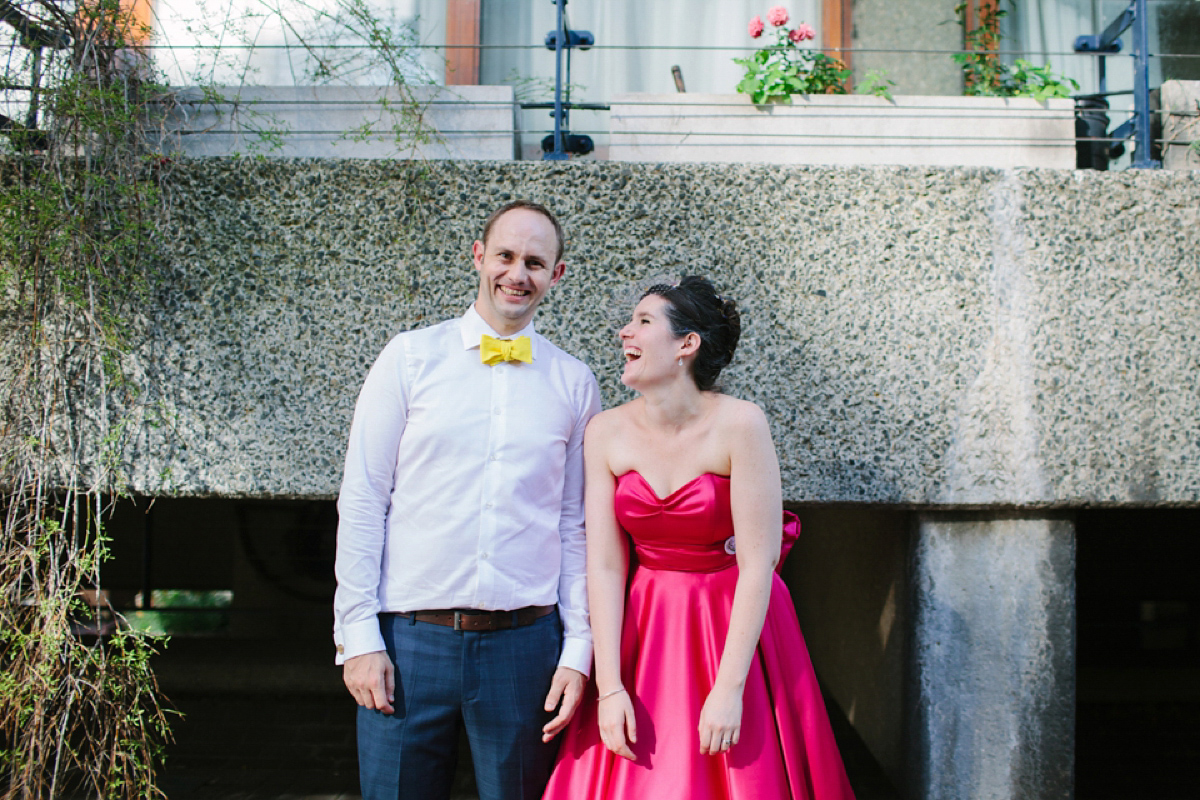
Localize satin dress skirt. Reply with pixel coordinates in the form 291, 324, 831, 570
542, 472, 855, 800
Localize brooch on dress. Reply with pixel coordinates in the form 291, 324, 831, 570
724, 536, 736, 555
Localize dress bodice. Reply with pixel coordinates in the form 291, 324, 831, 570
615, 471, 737, 572
614, 471, 802, 573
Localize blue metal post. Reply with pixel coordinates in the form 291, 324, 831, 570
1131, 0, 1157, 168
546, 0, 568, 161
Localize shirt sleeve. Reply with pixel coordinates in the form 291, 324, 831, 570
555, 369, 602, 675
332, 337, 409, 665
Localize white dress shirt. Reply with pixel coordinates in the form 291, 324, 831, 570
333, 304, 601, 675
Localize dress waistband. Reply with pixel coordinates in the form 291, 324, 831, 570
633, 540, 736, 573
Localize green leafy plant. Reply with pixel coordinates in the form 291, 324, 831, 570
735, 6, 850, 103
856, 68, 897, 101
1007, 57, 1079, 100
952, 1, 1078, 99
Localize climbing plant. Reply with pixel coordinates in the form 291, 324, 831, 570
1, 1, 175, 797
953, 0, 1078, 100
1, 1, 437, 797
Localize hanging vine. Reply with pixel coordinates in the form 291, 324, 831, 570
2, 1, 440, 796
1, 1, 175, 797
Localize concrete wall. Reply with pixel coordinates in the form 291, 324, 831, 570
121, 160, 1200, 508
909, 515, 1076, 800
90, 159, 1200, 799
853, 0, 963, 96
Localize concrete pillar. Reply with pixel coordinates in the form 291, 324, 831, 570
908, 515, 1075, 800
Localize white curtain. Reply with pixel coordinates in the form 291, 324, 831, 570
1001, 0, 1188, 96
999, 0, 1097, 93
479, 0, 821, 153
481, 0, 821, 97
153, 0, 446, 87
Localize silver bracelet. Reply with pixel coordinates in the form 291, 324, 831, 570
597, 686, 627, 702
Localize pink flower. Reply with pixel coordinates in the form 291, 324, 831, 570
748, 15, 764, 38
767, 6, 789, 27
790, 23, 815, 42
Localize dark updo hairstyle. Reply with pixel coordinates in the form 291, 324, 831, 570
642, 276, 742, 391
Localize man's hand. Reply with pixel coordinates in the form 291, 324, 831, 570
541, 666, 587, 742
344, 651, 395, 715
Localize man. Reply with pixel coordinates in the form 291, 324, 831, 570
333, 201, 600, 800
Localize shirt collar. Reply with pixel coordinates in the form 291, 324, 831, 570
460, 303, 540, 359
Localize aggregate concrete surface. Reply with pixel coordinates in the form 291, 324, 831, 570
112, 160, 1200, 507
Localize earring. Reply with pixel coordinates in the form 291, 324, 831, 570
677, 357, 683, 367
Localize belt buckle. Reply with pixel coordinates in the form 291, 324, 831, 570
453, 611, 464, 632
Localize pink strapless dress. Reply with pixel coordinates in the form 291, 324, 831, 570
542, 472, 855, 800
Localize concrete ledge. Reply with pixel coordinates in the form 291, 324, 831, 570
164, 85, 516, 160
609, 94, 1076, 169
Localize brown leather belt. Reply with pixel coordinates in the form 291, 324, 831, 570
395, 605, 555, 632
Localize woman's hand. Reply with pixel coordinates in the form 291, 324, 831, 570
698, 682, 743, 756
597, 688, 638, 760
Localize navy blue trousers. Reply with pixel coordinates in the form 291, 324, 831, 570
357, 611, 562, 800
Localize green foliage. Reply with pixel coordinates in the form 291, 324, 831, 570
952, 1, 1078, 99
734, 18, 849, 103
126, 591, 233, 636
3, 4, 436, 795
0, 2, 174, 797
1006, 58, 1079, 100
856, 69, 897, 102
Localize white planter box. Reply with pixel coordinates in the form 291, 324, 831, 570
163, 85, 516, 160
610, 93, 1076, 169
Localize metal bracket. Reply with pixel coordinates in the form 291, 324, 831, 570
544, 29, 594, 50
1073, 35, 1122, 54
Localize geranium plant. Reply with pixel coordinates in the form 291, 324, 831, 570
735, 6, 850, 103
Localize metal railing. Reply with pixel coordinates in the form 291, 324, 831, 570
3, 2, 1196, 169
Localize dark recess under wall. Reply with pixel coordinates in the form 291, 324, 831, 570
1074, 508, 1200, 800
94, 499, 1199, 798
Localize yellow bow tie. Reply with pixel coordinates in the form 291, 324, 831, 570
480, 334, 533, 366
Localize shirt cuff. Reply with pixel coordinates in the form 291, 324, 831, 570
557, 635, 593, 677
335, 617, 386, 665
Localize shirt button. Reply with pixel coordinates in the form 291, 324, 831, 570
484, 502, 494, 509
493, 407, 502, 415
490, 454, 499, 461
481, 552, 489, 560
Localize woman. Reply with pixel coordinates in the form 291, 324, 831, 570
542, 277, 854, 800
